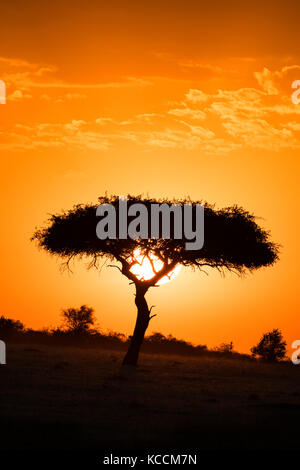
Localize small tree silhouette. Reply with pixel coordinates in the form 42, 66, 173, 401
61, 305, 96, 335
215, 341, 234, 353
251, 329, 287, 362
0, 315, 24, 340
32, 194, 278, 366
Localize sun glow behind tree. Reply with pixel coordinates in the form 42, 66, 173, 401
130, 248, 182, 285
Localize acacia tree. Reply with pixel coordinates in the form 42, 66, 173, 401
251, 329, 287, 362
61, 305, 96, 335
32, 195, 278, 366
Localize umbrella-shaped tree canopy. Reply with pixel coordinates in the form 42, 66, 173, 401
32, 194, 278, 276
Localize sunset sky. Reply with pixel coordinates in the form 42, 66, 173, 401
0, 0, 299, 353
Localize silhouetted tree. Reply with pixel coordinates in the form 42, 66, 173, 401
215, 341, 234, 353
147, 332, 168, 343
61, 305, 96, 335
0, 316, 24, 340
32, 195, 278, 366
251, 328, 287, 362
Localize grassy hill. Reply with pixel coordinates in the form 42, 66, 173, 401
1, 343, 300, 452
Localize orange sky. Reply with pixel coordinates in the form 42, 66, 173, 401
0, 0, 299, 354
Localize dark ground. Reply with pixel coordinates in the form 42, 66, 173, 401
1, 344, 300, 455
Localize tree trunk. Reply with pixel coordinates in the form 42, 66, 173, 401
122, 285, 150, 366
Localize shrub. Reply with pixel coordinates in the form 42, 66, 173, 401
61, 305, 97, 335
251, 329, 287, 362
0, 315, 24, 340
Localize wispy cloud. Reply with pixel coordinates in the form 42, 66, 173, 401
2, 59, 300, 154
0, 56, 152, 101
168, 107, 206, 120
7, 89, 32, 101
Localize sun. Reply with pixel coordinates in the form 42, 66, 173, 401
129, 248, 181, 285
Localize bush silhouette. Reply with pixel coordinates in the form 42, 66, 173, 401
214, 341, 234, 353
61, 305, 96, 335
0, 315, 24, 340
251, 329, 287, 362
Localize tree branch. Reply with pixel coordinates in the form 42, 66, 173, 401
146, 260, 178, 287
107, 264, 122, 273
149, 307, 157, 321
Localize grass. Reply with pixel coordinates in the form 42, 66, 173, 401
1, 343, 300, 451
